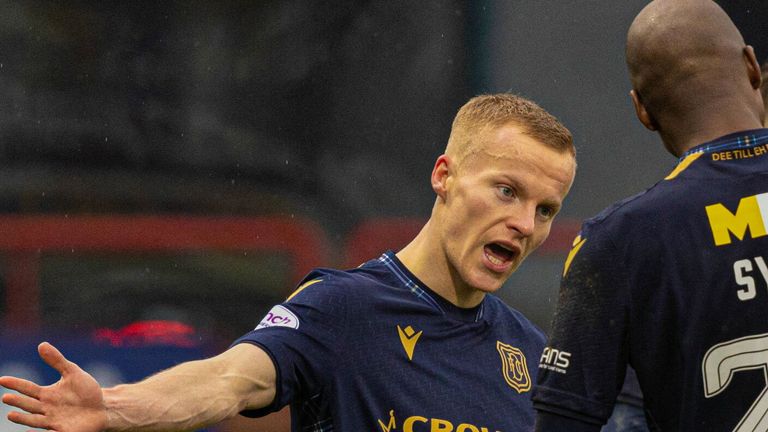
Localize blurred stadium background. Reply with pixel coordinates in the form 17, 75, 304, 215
0, 1, 765, 431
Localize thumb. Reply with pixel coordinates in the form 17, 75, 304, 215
38, 342, 75, 377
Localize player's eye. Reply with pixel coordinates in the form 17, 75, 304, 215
498, 186, 516, 199
536, 205, 556, 220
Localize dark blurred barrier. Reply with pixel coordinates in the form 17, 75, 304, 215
343, 217, 427, 268
0, 215, 331, 330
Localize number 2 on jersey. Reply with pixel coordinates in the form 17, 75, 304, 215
702, 333, 768, 431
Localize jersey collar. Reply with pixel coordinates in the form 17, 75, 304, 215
679, 128, 768, 162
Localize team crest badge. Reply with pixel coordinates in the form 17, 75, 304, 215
496, 341, 532, 393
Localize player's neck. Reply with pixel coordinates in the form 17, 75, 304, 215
659, 108, 764, 157
397, 222, 485, 309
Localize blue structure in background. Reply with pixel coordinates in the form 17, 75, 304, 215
0, 323, 214, 432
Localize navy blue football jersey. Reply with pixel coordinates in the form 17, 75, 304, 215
533, 129, 768, 431
234, 251, 546, 431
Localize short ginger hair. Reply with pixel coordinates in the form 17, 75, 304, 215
445, 94, 574, 165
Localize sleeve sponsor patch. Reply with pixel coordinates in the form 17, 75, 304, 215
256, 305, 300, 330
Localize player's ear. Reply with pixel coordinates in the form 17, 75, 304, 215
431, 154, 451, 199
743, 45, 761, 90
630, 89, 658, 131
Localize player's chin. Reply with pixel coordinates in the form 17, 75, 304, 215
469, 270, 508, 294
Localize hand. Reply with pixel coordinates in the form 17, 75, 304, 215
0, 342, 108, 432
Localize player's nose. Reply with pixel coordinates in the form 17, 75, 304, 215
504, 204, 535, 237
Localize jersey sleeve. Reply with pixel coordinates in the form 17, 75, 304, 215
231, 270, 349, 416
532, 225, 631, 425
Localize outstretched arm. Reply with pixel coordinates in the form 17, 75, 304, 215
0, 341, 277, 432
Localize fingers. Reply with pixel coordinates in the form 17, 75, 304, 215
2, 392, 44, 414
0, 376, 41, 399
0, 369, 47, 430
6, 410, 49, 430
38, 342, 74, 377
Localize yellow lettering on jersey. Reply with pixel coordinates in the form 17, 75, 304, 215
705, 193, 768, 246
378, 410, 396, 432
709, 143, 768, 162
397, 325, 423, 361
403, 416, 428, 431
665, 151, 704, 180
562, 235, 587, 277
286, 278, 322, 301
383, 412, 500, 432
431, 418, 453, 432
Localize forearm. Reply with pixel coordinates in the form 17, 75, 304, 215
102, 345, 276, 432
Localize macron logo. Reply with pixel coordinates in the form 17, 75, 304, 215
397, 325, 422, 361
256, 305, 300, 330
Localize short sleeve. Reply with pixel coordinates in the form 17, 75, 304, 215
532, 225, 631, 424
232, 271, 349, 416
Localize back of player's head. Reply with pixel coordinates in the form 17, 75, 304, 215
445, 93, 574, 166
626, 0, 753, 122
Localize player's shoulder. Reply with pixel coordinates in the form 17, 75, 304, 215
285, 257, 392, 303
484, 295, 546, 343
581, 176, 682, 237
580, 189, 648, 234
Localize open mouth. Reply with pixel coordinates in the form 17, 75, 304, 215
484, 243, 517, 266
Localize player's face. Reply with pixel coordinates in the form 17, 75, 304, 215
437, 123, 575, 297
